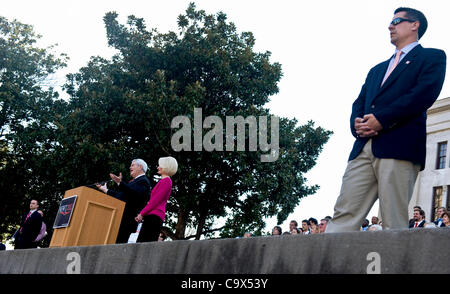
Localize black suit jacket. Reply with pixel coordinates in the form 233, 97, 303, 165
15, 210, 43, 249
409, 220, 425, 228
107, 175, 151, 243
349, 45, 446, 169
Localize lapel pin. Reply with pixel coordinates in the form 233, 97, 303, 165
405, 60, 411, 64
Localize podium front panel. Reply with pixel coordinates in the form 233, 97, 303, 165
76, 201, 118, 246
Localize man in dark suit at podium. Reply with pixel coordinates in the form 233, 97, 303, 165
97, 159, 151, 243
14, 199, 43, 249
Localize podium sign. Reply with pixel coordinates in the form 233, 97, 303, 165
53, 195, 77, 229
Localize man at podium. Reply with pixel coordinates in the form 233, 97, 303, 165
97, 159, 151, 243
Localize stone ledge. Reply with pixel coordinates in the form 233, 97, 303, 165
0, 228, 449, 274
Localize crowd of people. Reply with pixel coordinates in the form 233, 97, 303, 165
269, 217, 331, 236
259, 205, 450, 238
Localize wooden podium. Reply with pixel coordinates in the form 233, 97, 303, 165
49, 186, 125, 247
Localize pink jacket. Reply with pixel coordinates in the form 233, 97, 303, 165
140, 177, 172, 222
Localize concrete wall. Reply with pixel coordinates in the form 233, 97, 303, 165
1, 228, 449, 274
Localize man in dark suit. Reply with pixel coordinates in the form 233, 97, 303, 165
409, 209, 426, 228
97, 159, 151, 243
326, 7, 446, 232
0, 236, 7, 250
14, 199, 43, 249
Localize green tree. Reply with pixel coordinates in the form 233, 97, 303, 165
62, 3, 332, 240
0, 16, 67, 240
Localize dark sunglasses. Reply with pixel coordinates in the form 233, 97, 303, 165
390, 17, 416, 26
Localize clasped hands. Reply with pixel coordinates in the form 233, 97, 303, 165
355, 114, 383, 138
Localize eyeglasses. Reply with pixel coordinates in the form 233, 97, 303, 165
390, 17, 416, 26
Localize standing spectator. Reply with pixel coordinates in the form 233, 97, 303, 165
97, 158, 151, 244
301, 220, 310, 235
409, 206, 422, 226
14, 199, 43, 249
0, 235, 6, 250
319, 218, 329, 233
409, 209, 426, 228
289, 220, 298, 234
361, 219, 370, 231
371, 216, 380, 226
434, 207, 447, 227
272, 226, 282, 236
309, 218, 320, 234
326, 7, 446, 233
290, 228, 301, 235
135, 157, 178, 243
439, 211, 450, 227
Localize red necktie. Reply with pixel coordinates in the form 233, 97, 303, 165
19, 211, 32, 233
414, 222, 418, 228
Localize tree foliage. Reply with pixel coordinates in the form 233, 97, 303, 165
0, 4, 332, 243
0, 16, 67, 242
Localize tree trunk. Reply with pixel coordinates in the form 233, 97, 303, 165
175, 208, 188, 240
195, 213, 207, 240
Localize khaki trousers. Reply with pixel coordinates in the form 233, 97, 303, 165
326, 139, 420, 233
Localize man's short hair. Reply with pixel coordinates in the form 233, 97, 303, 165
308, 217, 318, 225
418, 209, 425, 217
394, 7, 428, 40
290, 220, 298, 226
273, 226, 282, 234
133, 159, 148, 173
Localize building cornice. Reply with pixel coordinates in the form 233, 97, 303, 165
428, 97, 450, 115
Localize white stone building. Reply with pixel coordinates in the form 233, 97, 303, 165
409, 97, 450, 221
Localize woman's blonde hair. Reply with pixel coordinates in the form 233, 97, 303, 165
159, 156, 178, 176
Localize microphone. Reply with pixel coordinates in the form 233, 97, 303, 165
85, 179, 112, 188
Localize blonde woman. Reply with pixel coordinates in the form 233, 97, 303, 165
135, 157, 178, 242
